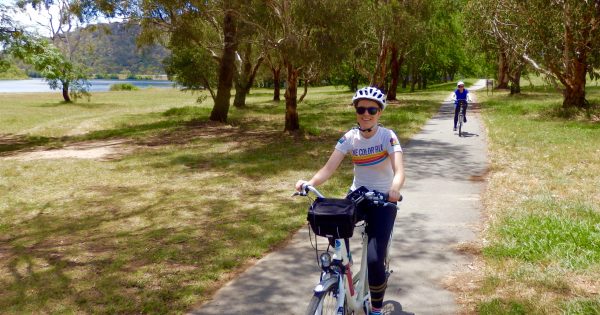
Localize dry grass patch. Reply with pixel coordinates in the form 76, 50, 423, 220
460, 87, 600, 314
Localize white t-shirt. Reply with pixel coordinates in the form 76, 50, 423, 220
335, 126, 403, 192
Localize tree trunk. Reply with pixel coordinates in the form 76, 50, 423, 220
299, 79, 309, 102
409, 65, 417, 92
62, 83, 71, 102
350, 75, 358, 92
210, 8, 237, 122
387, 46, 401, 101
496, 51, 510, 89
371, 41, 389, 90
402, 74, 408, 89
563, 84, 586, 108
562, 62, 587, 109
233, 81, 246, 108
272, 67, 281, 101
284, 62, 300, 131
232, 43, 263, 108
509, 63, 523, 95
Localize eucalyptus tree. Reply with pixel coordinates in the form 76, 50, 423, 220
263, 51, 283, 100
259, 0, 360, 132
133, 0, 246, 122
10, 35, 90, 101
466, 0, 521, 91
387, 0, 432, 96
473, 0, 600, 108
233, 37, 264, 108
232, 4, 265, 108
15, 0, 91, 102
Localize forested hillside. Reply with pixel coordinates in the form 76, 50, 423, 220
71, 22, 169, 76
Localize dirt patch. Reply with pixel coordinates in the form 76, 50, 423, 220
3, 121, 300, 162
3, 139, 133, 161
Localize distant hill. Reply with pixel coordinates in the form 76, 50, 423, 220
70, 22, 170, 77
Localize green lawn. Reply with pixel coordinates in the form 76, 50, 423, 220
0, 85, 449, 314
471, 84, 600, 314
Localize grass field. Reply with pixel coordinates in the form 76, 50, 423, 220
0, 83, 455, 314
6, 78, 596, 314
467, 82, 600, 314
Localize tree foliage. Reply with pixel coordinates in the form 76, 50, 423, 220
9, 35, 90, 101
468, 0, 600, 108
1, 4, 20, 72
257, 0, 360, 131
14, 0, 93, 102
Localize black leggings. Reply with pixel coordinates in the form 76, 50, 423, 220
364, 202, 397, 309
453, 102, 468, 128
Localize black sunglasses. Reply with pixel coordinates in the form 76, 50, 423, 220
355, 107, 380, 115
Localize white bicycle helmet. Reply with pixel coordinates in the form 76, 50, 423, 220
457, 81, 465, 87
352, 86, 386, 110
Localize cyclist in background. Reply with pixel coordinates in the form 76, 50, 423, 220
295, 86, 405, 315
452, 81, 472, 131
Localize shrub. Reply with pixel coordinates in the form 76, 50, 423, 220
109, 83, 139, 91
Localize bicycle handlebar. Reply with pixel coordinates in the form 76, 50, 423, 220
291, 183, 325, 198
293, 184, 402, 206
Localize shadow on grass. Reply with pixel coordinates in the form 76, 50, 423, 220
34, 101, 115, 109
0, 119, 200, 156
0, 134, 53, 155
0, 179, 308, 313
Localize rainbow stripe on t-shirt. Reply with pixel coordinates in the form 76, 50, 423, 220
352, 151, 389, 166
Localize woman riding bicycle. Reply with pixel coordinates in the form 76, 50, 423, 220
452, 81, 473, 131
295, 86, 405, 315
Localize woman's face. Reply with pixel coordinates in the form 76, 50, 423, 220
458, 85, 464, 91
355, 99, 381, 130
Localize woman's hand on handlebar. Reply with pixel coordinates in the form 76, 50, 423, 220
295, 180, 309, 192
387, 190, 402, 202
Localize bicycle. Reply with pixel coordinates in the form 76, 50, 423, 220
456, 99, 468, 137
294, 184, 401, 315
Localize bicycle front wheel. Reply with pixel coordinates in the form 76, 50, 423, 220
458, 117, 463, 137
305, 278, 346, 315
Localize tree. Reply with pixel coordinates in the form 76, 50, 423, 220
232, 7, 265, 108
15, 0, 92, 102
133, 0, 256, 122
9, 35, 90, 101
259, 0, 360, 132
471, 0, 600, 108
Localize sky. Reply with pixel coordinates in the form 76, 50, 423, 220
3, 0, 119, 37
4, 0, 60, 37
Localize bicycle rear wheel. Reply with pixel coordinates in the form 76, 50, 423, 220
305, 278, 346, 315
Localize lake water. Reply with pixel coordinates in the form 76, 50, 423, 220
0, 78, 174, 93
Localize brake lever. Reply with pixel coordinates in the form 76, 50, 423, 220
291, 191, 307, 197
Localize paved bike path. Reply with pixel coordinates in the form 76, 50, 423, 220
190, 80, 488, 315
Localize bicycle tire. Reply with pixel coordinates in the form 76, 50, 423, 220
305, 278, 347, 315
458, 115, 463, 137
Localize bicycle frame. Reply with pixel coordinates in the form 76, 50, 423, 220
313, 224, 371, 314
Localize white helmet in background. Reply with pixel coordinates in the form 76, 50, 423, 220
352, 86, 387, 110
457, 81, 465, 87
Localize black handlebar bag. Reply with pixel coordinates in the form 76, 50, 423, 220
307, 197, 357, 239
